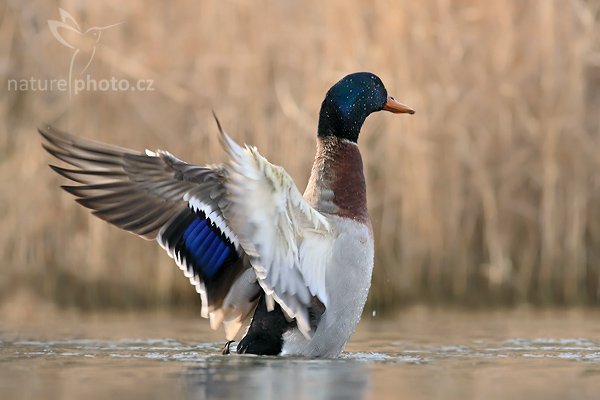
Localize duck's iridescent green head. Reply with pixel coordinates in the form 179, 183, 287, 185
317, 72, 414, 143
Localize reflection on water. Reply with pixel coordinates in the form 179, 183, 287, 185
1, 309, 600, 399
183, 357, 368, 400
1, 338, 370, 400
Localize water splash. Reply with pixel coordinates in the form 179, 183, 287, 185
5, 336, 600, 365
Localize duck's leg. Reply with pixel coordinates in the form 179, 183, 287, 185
237, 293, 291, 355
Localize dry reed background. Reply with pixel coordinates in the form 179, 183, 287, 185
2, 0, 600, 314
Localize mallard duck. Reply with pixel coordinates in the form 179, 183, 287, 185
40, 72, 414, 357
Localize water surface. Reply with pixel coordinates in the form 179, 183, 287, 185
1, 308, 600, 399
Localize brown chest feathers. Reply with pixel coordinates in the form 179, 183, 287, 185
303, 136, 369, 224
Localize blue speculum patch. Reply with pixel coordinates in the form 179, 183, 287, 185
182, 215, 235, 279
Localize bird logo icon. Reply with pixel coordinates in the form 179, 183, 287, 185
48, 8, 122, 96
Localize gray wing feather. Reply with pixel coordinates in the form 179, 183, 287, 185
39, 125, 260, 339
40, 124, 227, 239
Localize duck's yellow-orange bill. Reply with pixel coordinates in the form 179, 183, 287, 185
383, 96, 415, 114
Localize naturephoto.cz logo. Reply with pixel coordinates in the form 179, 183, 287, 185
7, 8, 154, 97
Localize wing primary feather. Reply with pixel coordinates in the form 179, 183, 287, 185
42, 144, 121, 168
38, 126, 137, 155
84, 196, 155, 216
49, 165, 127, 183
60, 182, 131, 197
119, 207, 174, 232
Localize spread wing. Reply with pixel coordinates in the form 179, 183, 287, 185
40, 121, 334, 340
215, 119, 334, 337
39, 125, 260, 339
